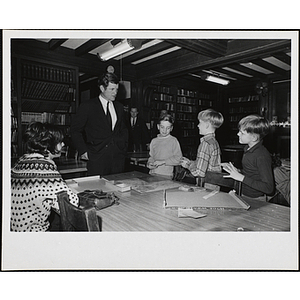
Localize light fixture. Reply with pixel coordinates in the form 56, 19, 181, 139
189, 73, 230, 86
97, 39, 142, 61
204, 75, 230, 85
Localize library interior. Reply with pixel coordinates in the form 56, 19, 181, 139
10, 36, 292, 233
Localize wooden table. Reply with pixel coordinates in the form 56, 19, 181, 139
55, 157, 87, 178
66, 171, 290, 232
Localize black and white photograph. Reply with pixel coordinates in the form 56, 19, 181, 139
1, 29, 298, 277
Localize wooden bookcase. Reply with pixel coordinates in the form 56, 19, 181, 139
150, 85, 176, 122
226, 94, 260, 145
176, 87, 215, 158
11, 57, 79, 160
146, 83, 215, 158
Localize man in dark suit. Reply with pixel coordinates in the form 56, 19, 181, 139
71, 73, 128, 176
127, 106, 150, 152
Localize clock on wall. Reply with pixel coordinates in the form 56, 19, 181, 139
107, 65, 115, 73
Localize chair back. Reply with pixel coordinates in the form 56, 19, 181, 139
196, 171, 242, 195
57, 191, 101, 231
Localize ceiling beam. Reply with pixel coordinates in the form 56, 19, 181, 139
210, 67, 251, 81
271, 52, 291, 65
75, 39, 111, 56
251, 58, 289, 76
165, 39, 227, 58
11, 39, 137, 80
122, 41, 175, 64
226, 63, 268, 79
48, 39, 68, 50
226, 39, 291, 56
135, 39, 291, 81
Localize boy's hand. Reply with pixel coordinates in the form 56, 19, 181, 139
153, 160, 165, 167
180, 157, 191, 169
221, 162, 245, 182
80, 152, 89, 161
147, 162, 157, 169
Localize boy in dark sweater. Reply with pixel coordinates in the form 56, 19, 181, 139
221, 115, 274, 201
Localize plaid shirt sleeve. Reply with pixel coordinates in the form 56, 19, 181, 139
189, 140, 210, 177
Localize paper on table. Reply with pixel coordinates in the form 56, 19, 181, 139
178, 208, 207, 219
165, 189, 250, 210
203, 190, 219, 199
65, 177, 119, 193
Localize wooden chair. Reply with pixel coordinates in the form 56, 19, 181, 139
57, 191, 101, 231
196, 171, 242, 196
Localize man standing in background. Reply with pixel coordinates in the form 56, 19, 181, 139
127, 106, 150, 152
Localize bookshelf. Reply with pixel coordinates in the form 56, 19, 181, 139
176, 88, 215, 158
11, 57, 79, 160
227, 94, 260, 144
145, 84, 215, 158
149, 85, 176, 121
11, 104, 18, 161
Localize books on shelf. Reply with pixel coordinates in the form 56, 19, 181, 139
198, 99, 213, 106
152, 101, 174, 111
21, 112, 70, 125
21, 78, 74, 101
155, 85, 171, 94
229, 105, 259, 114
176, 112, 197, 121
22, 62, 74, 83
228, 95, 259, 103
177, 104, 197, 113
177, 96, 197, 105
153, 92, 174, 102
177, 88, 197, 97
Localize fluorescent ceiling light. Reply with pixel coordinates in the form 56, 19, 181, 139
114, 39, 163, 60
202, 69, 237, 81
98, 39, 134, 61
189, 73, 230, 85
204, 75, 230, 85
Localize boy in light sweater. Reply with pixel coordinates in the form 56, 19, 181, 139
147, 114, 182, 179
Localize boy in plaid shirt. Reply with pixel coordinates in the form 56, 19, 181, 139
180, 109, 224, 179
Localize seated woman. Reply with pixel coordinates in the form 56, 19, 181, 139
11, 122, 79, 232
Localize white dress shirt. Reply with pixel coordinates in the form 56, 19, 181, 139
99, 95, 117, 130
131, 117, 136, 127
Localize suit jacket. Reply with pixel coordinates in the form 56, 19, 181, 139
127, 115, 150, 151
71, 97, 128, 159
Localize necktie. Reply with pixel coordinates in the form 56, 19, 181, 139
106, 101, 112, 130
132, 117, 136, 127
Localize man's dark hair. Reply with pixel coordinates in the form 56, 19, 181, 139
98, 73, 119, 89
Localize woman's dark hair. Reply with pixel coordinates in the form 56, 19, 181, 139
98, 72, 119, 89
24, 122, 64, 155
